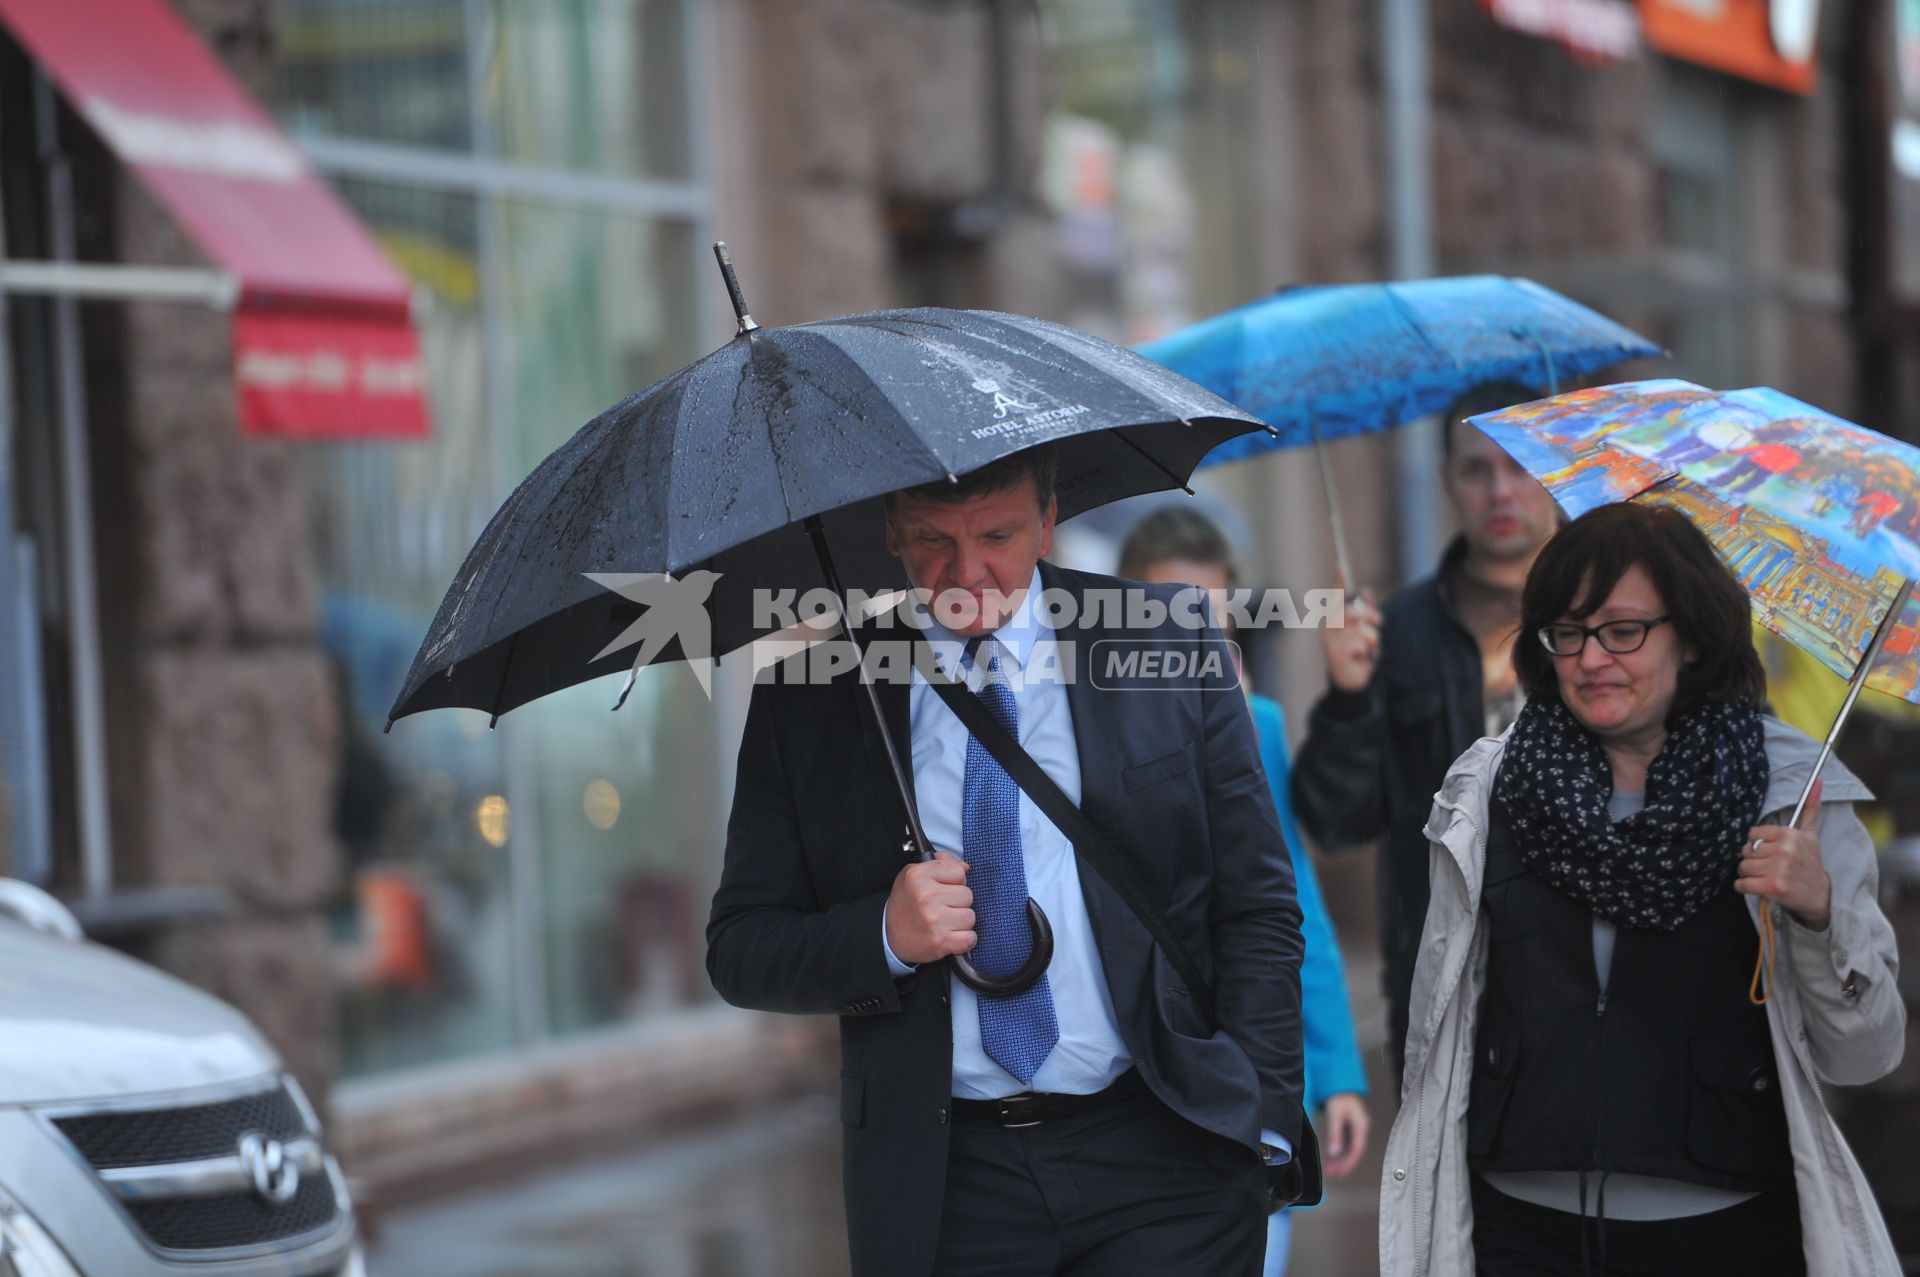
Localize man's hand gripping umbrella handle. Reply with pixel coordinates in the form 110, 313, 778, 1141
898, 828, 1054, 998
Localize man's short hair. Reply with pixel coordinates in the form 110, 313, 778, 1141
887, 444, 1057, 514
1117, 506, 1238, 586
1441, 381, 1540, 460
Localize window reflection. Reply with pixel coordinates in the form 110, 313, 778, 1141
275, 0, 693, 182
278, 0, 473, 151
490, 0, 692, 180
311, 172, 710, 1076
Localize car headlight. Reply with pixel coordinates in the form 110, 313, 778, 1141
0, 1189, 81, 1277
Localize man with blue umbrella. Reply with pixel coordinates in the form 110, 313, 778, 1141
1289, 384, 1562, 1085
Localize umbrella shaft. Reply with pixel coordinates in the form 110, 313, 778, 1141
802, 516, 937, 862
1312, 416, 1356, 591
1792, 577, 1914, 827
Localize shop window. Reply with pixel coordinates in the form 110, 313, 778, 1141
279, 1, 710, 1078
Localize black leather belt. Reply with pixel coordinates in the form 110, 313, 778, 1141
950, 1068, 1145, 1128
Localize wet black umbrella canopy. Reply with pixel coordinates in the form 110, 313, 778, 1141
388, 247, 1267, 724
389, 244, 1270, 998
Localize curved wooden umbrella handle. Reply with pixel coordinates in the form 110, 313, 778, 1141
950, 898, 1053, 999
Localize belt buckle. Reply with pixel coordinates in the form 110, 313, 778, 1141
997, 1093, 1045, 1129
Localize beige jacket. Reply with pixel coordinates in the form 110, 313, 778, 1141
1379, 718, 1906, 1276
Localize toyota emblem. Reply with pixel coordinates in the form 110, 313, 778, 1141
236, 1133, 300, 1207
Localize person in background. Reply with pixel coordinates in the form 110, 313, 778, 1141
1289, 382, 1561, 1084
1119, 506, 1369, 1277
1379, 503, 1904, 1275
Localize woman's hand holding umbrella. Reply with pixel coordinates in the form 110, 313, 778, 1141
1737, 777, 1832, 931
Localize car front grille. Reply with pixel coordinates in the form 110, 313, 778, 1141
49, 1083, 341, 1254
124, 1174, 339, 1251
53, 1087, 307, 1169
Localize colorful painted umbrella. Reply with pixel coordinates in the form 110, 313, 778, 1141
1470, 378, 1920, 819
1137, 276, 1662, 584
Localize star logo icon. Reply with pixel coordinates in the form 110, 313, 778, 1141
587, 570, 722, 702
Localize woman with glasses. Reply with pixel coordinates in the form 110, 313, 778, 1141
1378, 503, 1904, 1276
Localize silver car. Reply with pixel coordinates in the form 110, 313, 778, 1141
0, 881, 363, 1276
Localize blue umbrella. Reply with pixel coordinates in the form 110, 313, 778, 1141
1138, 276, 1662, 583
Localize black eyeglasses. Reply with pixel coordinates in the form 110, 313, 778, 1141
1537, 616, 1672, 657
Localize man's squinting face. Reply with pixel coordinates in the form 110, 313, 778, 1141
1442, 422, 1560, 562
885, 479, 1056, 637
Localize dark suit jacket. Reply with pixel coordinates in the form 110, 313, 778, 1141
707, 562, 1317, 1277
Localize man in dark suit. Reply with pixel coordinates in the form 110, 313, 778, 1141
707, 445, 1315, 1276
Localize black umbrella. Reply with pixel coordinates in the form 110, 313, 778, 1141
389, 245, 1269, 995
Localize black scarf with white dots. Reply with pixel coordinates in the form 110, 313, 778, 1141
1492, 697, 1770, 932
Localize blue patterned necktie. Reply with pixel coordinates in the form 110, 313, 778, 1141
960, 638, 1059, 1085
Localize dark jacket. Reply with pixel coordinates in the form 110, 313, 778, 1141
1288, 538, 1484, 1048
707, 561, 1319, 1277
1468, 802, 1792, 1188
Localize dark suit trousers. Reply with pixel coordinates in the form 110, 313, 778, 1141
931, 1086, 1267, 1276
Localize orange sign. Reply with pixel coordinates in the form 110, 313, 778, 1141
1638, 0, 1819, 95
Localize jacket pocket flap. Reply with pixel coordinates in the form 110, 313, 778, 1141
1122, 743, 1196, 793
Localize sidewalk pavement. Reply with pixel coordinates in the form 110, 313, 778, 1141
366, 952, 1399, 1277
366, 1101, 848, 1276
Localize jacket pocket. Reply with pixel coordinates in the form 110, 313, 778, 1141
1466, 1026, 1521, 1158
1122, 742, 1197, 794
1686, 1036, 1786, 1176
840, 1070, 865, 1130
1205, 1131, 1262, 1173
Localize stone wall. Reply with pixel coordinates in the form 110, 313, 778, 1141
1425, 0, 1855, 411
77, 0, 343, 1106
723, 0, 1051, 325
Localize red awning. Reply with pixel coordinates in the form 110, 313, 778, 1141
0, 0, 430, 438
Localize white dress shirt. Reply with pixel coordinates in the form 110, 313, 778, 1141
884, 570, 1131, 1100
877, 570, 1291, 1161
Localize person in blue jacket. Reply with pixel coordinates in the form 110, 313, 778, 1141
1118, 507, 1370, 1276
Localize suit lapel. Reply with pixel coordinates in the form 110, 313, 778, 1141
1039, 562, 1133, 956
1045, 561, 1117, 835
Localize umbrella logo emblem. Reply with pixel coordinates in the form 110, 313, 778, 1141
587, 570, 721, 699
972, 377, 1037, 420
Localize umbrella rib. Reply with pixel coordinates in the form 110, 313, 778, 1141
785, 326, 952, 475
1110, 427, 1194, 495
486, 629, 519, 728
466, 396, 653, 668
662, 354, 724, 571
1379, 284, 1457, 369
758, 329, 952, 523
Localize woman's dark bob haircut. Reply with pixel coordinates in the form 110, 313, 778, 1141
1513, 502, 1766, 717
